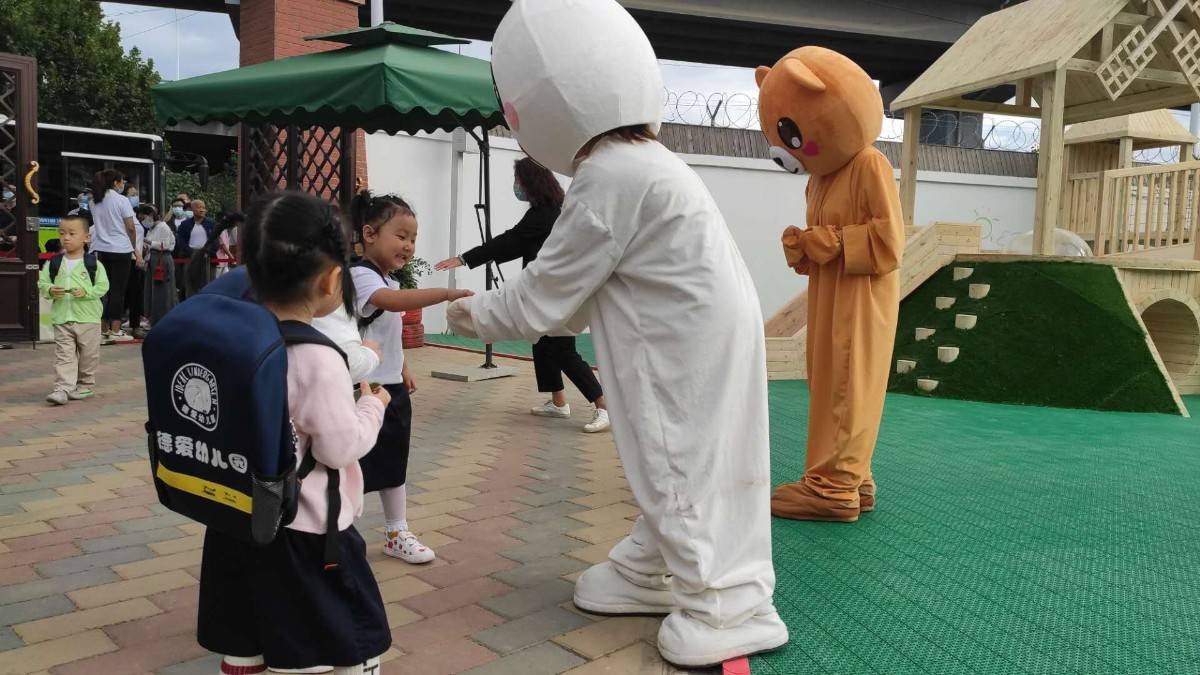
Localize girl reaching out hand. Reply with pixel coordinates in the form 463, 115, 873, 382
349, 190, 472, 563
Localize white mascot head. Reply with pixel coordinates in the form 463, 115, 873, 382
491, 0, 665, 177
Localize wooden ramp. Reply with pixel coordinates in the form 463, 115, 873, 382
766, 222, 983, 380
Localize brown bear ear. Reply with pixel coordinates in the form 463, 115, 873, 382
781, 58, 826, 93
755, 66, 771, 89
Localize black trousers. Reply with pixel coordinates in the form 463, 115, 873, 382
124, 264, 144, 330
96, 251, 132, 324
532, 335, 603, 403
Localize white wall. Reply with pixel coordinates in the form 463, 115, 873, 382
366, 131, 1036, 332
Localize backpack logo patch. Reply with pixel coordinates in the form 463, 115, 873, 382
172, 364, 219, 431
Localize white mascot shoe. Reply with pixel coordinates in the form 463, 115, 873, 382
657, 608, 789, 667
572, 561, 675, 615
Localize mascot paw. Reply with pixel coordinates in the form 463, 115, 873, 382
446, 297, 478, 339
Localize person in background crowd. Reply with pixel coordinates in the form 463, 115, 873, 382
140, 203, 177, 328
436, 157, 611, 433
186, 211, 241, 295
122, 184, 148, 339
88, 169, 142, 345
212, 211, 241, 277
175, 192, 191, 207
176, 199, 211, 258
165, 198, 188, 301
175, 200, 212, 299
0, 183, 16, 254
68, 188, 93, 216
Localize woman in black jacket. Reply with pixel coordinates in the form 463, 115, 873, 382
436, 157, 610, 433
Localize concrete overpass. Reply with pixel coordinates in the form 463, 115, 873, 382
126, 0, 1011, 88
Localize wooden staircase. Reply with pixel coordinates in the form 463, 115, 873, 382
765, 222, 983, 380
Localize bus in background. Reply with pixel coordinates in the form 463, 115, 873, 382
34, 123, 164, 251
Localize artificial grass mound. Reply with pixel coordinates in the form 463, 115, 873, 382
423, 333, 597, 367
753, 384, 1200, 674
889, 260, 1182, 415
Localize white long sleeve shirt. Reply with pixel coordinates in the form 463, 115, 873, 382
312, 306, 381, 382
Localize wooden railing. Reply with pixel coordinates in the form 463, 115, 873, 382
1062, 171, 1102, 238
1095, 161, 1200, 256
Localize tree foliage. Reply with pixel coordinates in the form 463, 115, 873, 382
0, 0, 162, 133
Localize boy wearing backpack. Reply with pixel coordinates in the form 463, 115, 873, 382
39, 213, 109, 405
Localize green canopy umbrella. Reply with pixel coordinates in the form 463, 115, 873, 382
151, 23, 505, 134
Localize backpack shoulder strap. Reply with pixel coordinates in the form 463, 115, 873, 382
279, 320, 349, 367
280, 319, 347, 570
349, 259, 387, 330
83, 253, 97, 285
48, 253, 64, 280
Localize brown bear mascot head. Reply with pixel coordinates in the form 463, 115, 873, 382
756, 47, 883, 178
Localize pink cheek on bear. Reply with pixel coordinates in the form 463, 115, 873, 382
503, 102, 520, 133
801, 141, 820, 157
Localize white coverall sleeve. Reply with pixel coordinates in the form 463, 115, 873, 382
468, 199, 621, 342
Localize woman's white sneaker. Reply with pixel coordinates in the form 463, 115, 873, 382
384, 530, 435, 564
583, 408, 611, 433
531, 401, 571, 418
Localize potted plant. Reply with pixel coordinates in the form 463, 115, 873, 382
392, 256, 432, 348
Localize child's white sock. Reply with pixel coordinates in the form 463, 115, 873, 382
380, 484, 407, 532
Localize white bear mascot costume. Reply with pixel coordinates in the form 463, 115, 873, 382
447, 0, 788, 666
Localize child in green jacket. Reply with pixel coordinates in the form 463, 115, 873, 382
38, 213, 110, 405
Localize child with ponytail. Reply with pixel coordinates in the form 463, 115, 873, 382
349, 190, 473, 563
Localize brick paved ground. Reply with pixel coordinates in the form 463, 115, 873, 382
0, 342, 711, 675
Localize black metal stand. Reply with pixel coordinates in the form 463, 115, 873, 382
467, 127, 496, 369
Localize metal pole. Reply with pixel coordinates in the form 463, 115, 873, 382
370, 0, 384, 26
480, 131, 495, 369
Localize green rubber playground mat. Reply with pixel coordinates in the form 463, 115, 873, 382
754, 385, 1200, 674
424, 333, 596, 366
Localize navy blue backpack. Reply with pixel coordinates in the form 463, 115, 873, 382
143, 267, 346, 566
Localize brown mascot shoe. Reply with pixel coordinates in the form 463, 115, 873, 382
859, 480, 876, 513
770, 481, 860, 522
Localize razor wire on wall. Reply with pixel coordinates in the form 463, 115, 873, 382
661, 89, 1185, 164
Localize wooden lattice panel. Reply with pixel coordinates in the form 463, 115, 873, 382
1172, 29, 1200, 98
0, 71, 17, 186
242, 124, 286, 204
1097, 25, 1156, 100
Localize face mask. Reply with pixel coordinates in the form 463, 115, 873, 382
128, 196, 140, 208
513, 183, 527, 202
1, 190, 12, 201
172, 206, 185, 218
184, 210, 194, 220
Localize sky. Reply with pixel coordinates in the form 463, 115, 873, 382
100, 2, 762, 127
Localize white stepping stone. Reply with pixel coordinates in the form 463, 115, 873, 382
917, 378, 939, 392
937, 346, 960, 364
969, 283, 991, 300
915, 327, 936, 341
935, 296, 956, 310
953, 267, 974, 281
955, 314, 978, 330
896, 359, 917, 374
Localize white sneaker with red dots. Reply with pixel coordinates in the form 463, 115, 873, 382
384, 530, 435, 564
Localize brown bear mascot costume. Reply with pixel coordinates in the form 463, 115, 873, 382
756, 47, 905, 522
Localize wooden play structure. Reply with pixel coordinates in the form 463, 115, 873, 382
767, 0, 1200, 408
1061, 109, 1198, 254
